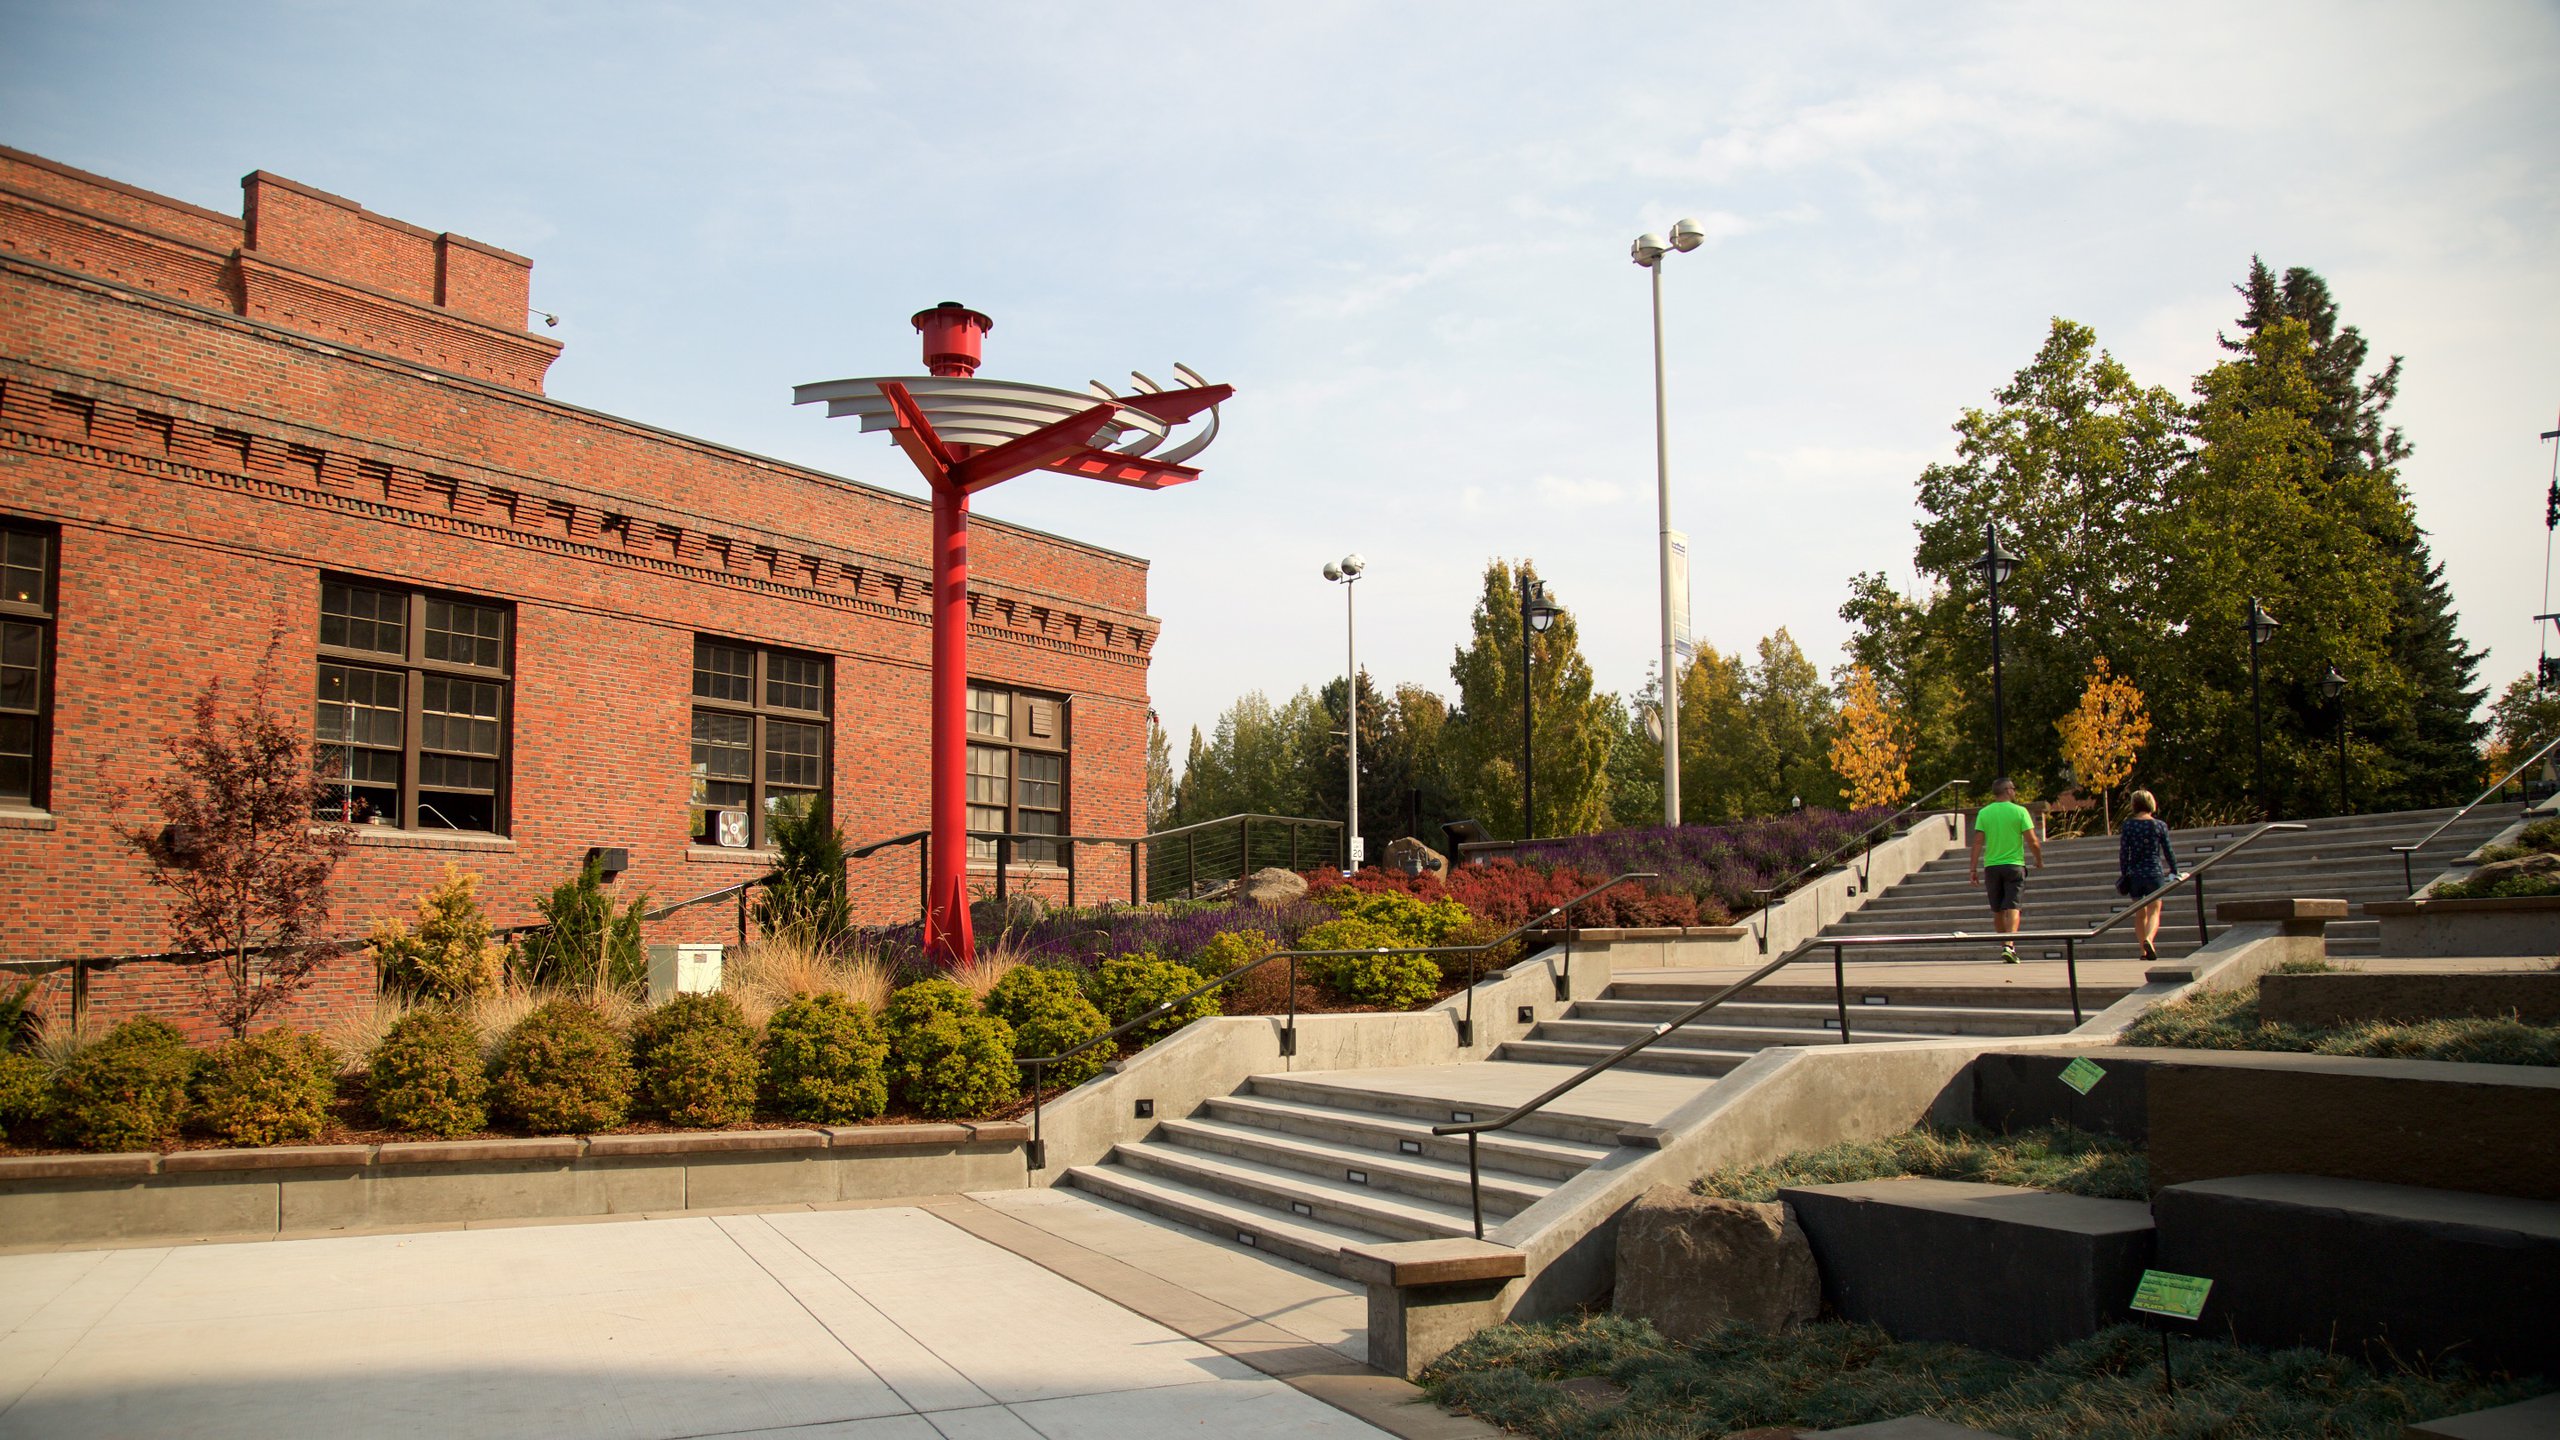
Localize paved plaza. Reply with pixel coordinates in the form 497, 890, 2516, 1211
0, 1198, 1427, 1440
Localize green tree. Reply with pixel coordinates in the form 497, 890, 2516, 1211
754, 796, 850, 945
1605, 671, 1666, 829
2484, 671, 2560, 778
1678, 631, 1844, 820
2226, 259, 2486, 809
1179, 689, 1319, 820
1372, 683, 1463, 848
1440, 560, 1615, 838
1145, 715, 1177, 830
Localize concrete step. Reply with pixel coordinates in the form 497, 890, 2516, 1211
1108, 1138, 1480, 1242
1527, 1017, 1989, 1051
1061, 1163, 1387, 1276
1199, 1092, 1608, 1182
1570, 997, 2084, 1036
1603, 981, 2139, 1009
1493, 1037, 1751, 1077
1244, 1070, 1626, 1149
1150, 1114, 1551, 1216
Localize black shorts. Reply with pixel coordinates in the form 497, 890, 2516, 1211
1985, 864, 2026, 913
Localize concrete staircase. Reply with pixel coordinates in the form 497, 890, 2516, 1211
1059, 803, 2523, 1281
1812, 804, 2523, 963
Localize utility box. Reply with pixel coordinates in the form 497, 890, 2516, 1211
646, 943, 724, 1002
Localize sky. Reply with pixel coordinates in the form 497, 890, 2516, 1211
6, 2, 2556, 758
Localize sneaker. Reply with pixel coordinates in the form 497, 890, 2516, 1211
2000, 943, 2019, 964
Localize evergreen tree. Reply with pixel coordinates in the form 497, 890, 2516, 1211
1144, 716, 1177, 830
1440, 560, 1615, 838
2226, 259, 2485, 807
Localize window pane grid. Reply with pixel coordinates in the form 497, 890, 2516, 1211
320, 580, 405, 656
690, 638, 830, 849
1, 530, 49, 611
964, 687, 1068, 866
766, 652, 827, 713
693, 640, 754, 703
423, 598, 506, 669
315, 580, 509, 832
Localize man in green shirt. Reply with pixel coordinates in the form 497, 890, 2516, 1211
1968, 777, 2044, 962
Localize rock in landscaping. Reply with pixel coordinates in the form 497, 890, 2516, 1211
2450, 851, 2560, 889
1383, 836, 1449, 879
1614, 1186, 1820, 1340
1238, 867, 1310, 906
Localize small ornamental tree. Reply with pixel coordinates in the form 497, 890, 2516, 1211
116, 634, 353, 1037
2055, 656, 2153, 828
1827, 663, 1911, 809
754, 796, 852, 947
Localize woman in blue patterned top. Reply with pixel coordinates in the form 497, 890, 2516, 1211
2116, 789, 2180, 962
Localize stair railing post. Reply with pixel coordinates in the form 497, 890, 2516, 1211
1066, 839, 1077, 910
2065, 936, 2082, 1025
1832, 944, 1851, 1043
1282, 953, 1297, 1059
1460, 950, 1475, 1049
2194, 869, 2209, 947
919, 833, 932, 929
995, 833, 1010, 904
1130, 839, 1142, 907
1239, 815, 1250, 881
1466, 1133, 1484, 1241
1187, 831, 1198, 897
1027, 1060, 1046, 1171
2400, 848, 2413, 895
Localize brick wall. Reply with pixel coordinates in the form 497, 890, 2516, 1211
0, 150, 1157, 1041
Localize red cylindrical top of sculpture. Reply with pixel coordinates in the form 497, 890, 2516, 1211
912, 303, 992, 379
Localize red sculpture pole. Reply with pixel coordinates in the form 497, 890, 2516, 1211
916, 305, 990, 968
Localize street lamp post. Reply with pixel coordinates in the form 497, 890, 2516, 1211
2320, 663, 2347, 816
1521, 572, 1560, 839
2245, 598, 2281, 816
1323, 555, 1366, 872
1633, 218, 1706, 827
1972, 525, 2020, 777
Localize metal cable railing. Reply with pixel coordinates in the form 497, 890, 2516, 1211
846, 813, 1343, 919
1014, 871, 1655, 1171
1428, 822, 2309, 1238
2388, 731, 2560, 894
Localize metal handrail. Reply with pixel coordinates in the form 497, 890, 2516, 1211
2388, 731, 2560, 894
1429, 822, 2307, 1238
1742, 780, 1972, 951
1014, 871, 1655, 1170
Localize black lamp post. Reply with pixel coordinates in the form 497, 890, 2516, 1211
1521, 574, 1560, 839
1972, 525, 2020, 777
2244, 598, 2280, 815
2320, 664, 2347, 816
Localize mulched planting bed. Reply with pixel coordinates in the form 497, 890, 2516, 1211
1692, 1123, 2149, 1204
1424, 1314, 2551, 1440
2121, 966, 2560, 1067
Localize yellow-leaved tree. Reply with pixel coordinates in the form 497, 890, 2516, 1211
2055, 656, 2152, 828
1827, 663, 1910, 809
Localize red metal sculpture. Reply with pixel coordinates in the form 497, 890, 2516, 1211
797, 306, 1230, 965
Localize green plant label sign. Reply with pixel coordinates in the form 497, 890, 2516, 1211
2130, 1270, 2212, 1320
2059, 1057, 2106, 1094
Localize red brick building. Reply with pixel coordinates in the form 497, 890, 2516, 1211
0, 146, 1157, 1037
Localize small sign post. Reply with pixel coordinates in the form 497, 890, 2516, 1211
2129, 1270, 2212, 1392
2059, 1057, 2106, 1095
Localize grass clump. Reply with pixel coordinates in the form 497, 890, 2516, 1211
2123, 982, 2560, 1067
367, 1009, 489, 1137
1693, 1123, 2147, 1204
1422, 1314, 2548, 1440
761, 992, 889, 1122
191, 1029, 337, 1146
630, 991, 759, 1128
49, 1017, 197, 1151
488, 999, 633, 1134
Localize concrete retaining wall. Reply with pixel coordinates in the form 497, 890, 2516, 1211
2365, 895, 2560, 959
2258, 968, 2560, 1026
0, 1122, 1029, 1249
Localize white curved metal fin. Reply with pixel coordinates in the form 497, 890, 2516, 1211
1155, 400, 1220, 466
1087, 380, 1121, 400
1172, 363, 1208, 389
1129, 371, 1164, 394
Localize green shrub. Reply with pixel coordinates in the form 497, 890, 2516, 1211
1695, 1123, 2148, 1204
50, 1017, 197, 1151
2122, 982, 2560, 1067
367, 864, 508, 1003
0, 1050, 49, 1136
366, 1009, 489, 1137
1086, 953, 1216, 1044
1301, 916, 1443, 1008
1314, 888, 1477, 947
2432, 869, 2560, 900
511, 857, 649, 991
192, 1029, 338, 1146
1189, 927, 1277, 978
631, 992, 759, 1128
488, 999, 633, 1134
984, 965, 1113, 1088
884, 980, 1016, 1118
761, 992, 890, 1122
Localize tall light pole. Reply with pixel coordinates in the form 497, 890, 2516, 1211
1633, 218, 1705, 826
1972, 525, 2020, 778
2245, 598, 2280, 817
2320, 664, 2347, 816
1324, 554, 1366, 871
1521, 572, 1561, 838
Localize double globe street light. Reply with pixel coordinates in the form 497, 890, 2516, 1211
1520, 574, 1562, 839
1633, 218, 1706, 826
1323, 554, 1365, 873
2244, 598, 2281, 816
1972, 525, 2021, 777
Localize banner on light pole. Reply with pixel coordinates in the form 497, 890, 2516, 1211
1669, 530, 1693, 663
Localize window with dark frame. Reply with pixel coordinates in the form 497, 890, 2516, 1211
0, 522, 57, 810
313, 577, 512, 832
689, 637, 830, 850
965, 683, 1069, 865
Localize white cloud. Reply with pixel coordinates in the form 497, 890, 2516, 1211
1535, 474, 1627, 507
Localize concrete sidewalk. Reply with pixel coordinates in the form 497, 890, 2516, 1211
0, 1203, 1401, 1440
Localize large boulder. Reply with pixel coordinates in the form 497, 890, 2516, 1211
1238, 867, 1310, 906
1614, 1186, 1820, 1341
2453, 851, 2560, 888
1382, 836, 1449, 880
